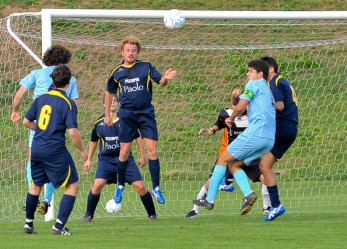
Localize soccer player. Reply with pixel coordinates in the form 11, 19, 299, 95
11, 45, 79, 214
104, 36, 177, 205
259, 56, 299, 221
186, 92, 271, 218
82, 95, 157, 222
22, 65, 87, 235
194, 59, 275, 215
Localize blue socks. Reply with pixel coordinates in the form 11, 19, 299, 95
117, 159, 128, 186
206, 165, 226, 202
86, 191, 100, 217
149, 159, 160, 189
233, 169, 252, 196
43, 182, 55, 204
26, 162, 32, 188
26, 193, 39, 220
267, 185, 281, 208
55, 194, 76, 229
140, 191, 156, 217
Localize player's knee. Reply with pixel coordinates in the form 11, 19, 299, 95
92, 183, 104, 194
132, 181, 146, 195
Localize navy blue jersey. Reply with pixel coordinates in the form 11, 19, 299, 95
25, 89, 78, 154
269, 74, 299, 124
90, 114, 140, 156
107, 60, 163, 110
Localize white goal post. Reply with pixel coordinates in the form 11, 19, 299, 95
1, 10, 346, 222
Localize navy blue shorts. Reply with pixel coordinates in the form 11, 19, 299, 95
271, 121, 298, 159
31, 150, 79, 188
118, 106, 158, 142
95, 154, 142, 184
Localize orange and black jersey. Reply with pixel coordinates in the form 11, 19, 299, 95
214, 108, 248, 155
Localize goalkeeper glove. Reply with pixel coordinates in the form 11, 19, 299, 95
198, 127, 215, 136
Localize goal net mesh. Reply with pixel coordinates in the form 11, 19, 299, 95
0, 13, 346, 221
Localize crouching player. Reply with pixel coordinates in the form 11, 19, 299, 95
82, 94, 157, 222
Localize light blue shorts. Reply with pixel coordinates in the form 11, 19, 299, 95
227, 133, 274, 166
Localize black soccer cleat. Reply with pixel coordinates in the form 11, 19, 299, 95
37, 200, 49, 215
240, 192, 257, 215
23, 224, 36, 234
82, 215, 93, 222
51, 226, 72, 235
193, 198, 214, 210
185, 210, 198, 218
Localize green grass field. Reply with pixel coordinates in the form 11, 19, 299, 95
1, 212, 347, 249
1, 179, 347, 249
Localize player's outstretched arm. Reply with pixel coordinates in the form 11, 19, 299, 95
84, 141, 97, 173
198, 125, 219, 137
159, 68, 177, 86
68, 128, 87, 161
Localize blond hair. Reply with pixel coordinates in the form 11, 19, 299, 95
119, 36, 141, 53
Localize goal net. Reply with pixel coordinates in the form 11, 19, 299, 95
1, 10, 346, 222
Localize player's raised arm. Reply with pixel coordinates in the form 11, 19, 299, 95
198, 125, 219, 137
231, 88, 242, 106
159, 68, 177, 86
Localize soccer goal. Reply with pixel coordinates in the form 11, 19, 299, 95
1, 10, 346, 222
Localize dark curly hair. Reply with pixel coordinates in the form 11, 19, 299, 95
42, 45, 72, 66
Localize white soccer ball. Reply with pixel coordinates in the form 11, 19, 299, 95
164, 9, 185, 29
105, 199, 121, 213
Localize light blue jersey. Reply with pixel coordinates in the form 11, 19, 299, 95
240, 79, 276, 140
21, 66, 79, 148
19, 66, 79, 100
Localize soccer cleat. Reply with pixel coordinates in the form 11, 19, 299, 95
37, 200, 49, 215
23, 224, 36, 234
193, 198, 214, 210
151, 188, 166, 204
51, 226, 72, 235
82, 215, 93, 222
114, 186, 124, 204
149, 214, 158, 220
218, 180, 235, 192
262, 206, 271, 215
240, 192, 257, 215
185, 210, 198, 218
263, 204, 286, 222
